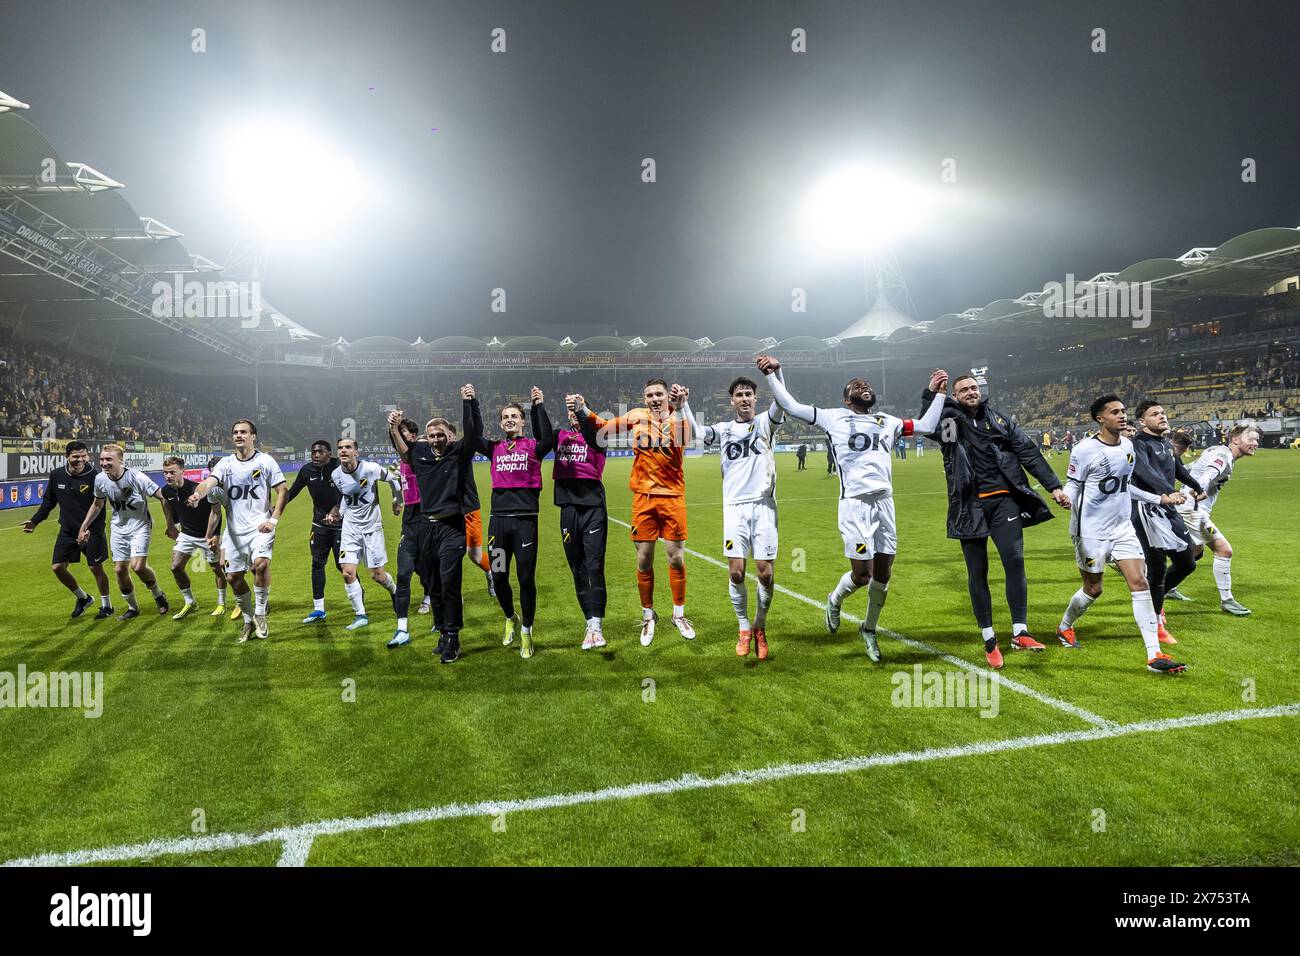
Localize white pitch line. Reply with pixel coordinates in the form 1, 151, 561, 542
607, 517, 1113, 727
6, 701, 1296, 868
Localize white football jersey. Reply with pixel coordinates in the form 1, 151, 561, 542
211, 451, 284, 540
703, 410, 780, 504
1065, 436, 1148, 539
1178, 445, 1234, 516
331, 460, 393, 535
816, 407, 908, 499
94, 468, 158, 534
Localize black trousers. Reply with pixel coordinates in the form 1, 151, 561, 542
420, 514, 466, 634
308, 524, 342, 601
394, 505, 427, 618
959, 494, 1029, 629
488, 513, 540, 627
560, 504, 607, 619
1134, 514, 1196, 615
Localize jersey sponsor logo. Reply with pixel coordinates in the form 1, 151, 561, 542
342, 492, 368, 507
724, 435, 762, 460
1098, 475, 1129, 495
847, 432, 890, 453
227, 484, 263, 501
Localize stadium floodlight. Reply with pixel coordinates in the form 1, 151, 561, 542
212, 116, 365, 243
798, 164, 934, 256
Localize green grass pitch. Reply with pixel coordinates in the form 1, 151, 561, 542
2, 449, 1297, 866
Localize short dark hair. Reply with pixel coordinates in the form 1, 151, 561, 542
232, 418, 257, 435
399, 418, 419, 436
337, 437, 357, 449
951, 374, 978, 390
207, 456, 221, 470
500, 402, 526, 418
728, 376, 758, 396
1134, 400, 1162, 420
1170, 430, 1192, 449
163, 455, 185, 469
311, 439, 332, 451
1090, 394, 1123, 422
644, 378, 668, 391
64, 441, 88, 455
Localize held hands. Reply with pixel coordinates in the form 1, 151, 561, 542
324, 508, 340, 525
1194, 490, 1207, 502
186, 491, 203, 507
567, 394, 587, 414
530, 386, 543, 405
387, 409, 404, 430
207, 535, 220, 551
391, 498, 402, 517
1161, 491, 1187, 507
669, 384, 689, 405
927, 368, 950, 393
258, 520, 276, 534
1050, 488, 1072, 509
461, 384, 475, 401
77, 528, 89, 545
755, 353, 781, 374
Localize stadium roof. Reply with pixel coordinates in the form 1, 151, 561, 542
853, 226, 1300, 350
0, 92, 321, 370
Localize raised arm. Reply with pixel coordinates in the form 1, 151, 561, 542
756, 355, 816, 424
530, 387, 556, 458
387, 409, 410, 456
462, 385, 494, 456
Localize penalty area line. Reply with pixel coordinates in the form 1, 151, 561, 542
6, 701, 1297, 867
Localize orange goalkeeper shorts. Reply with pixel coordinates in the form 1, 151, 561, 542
630, 493, 687, 542
464, 509, 484, 549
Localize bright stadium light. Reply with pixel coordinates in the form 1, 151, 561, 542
211, 116, 366, 244
798, 164, 934, 256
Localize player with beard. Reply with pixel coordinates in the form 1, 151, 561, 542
23, 440, 113, 618
920, 373, 1071, 669
387, 418, 434, 648
325, 438, 401, 634
387, 395, 476, 664
284, 440, 343, 624
757, 356, 948, 663
418, 417, 495, 611
1129, 401, 1204, 643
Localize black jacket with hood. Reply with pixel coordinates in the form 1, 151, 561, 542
919, 389, 1062, 540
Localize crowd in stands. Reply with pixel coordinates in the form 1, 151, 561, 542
3, 326, 1297, 453
0, 341, 236, 445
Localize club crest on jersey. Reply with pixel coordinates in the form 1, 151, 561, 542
360, 477, 369, 486
1125, 453, 1134, 464
874, 416, 885, 427
79, 484, 89, 493
855, 542, 868, 555
251, 468, 262, 479
725, 539, 734, 551
562, 529, 571, 543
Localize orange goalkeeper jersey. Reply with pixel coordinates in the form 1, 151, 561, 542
588, 407, 687, 496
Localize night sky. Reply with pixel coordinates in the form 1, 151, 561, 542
4, 0, 1298, 342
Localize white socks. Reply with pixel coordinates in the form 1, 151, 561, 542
830, 571, 859, 607
1132, 589, 1160, 659
672, 604, 686, 619
1213, 556, 1233, 600
754, 581, 773, 629
253, 586, 269, 616
379, 573, 397, 595
345, 579, 365, 616
180, 587, 194, 605
73, 586, 89, 600
864, 579, 888, 631
1061, 588, 1096, 628
729, 579, 749, 629
237, 588, 253, 622
397, 616, 408, 631
124, 589, 139, 610
586, 616, 603, 632
313, 597, 325, 613
217, 586, 228, 606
